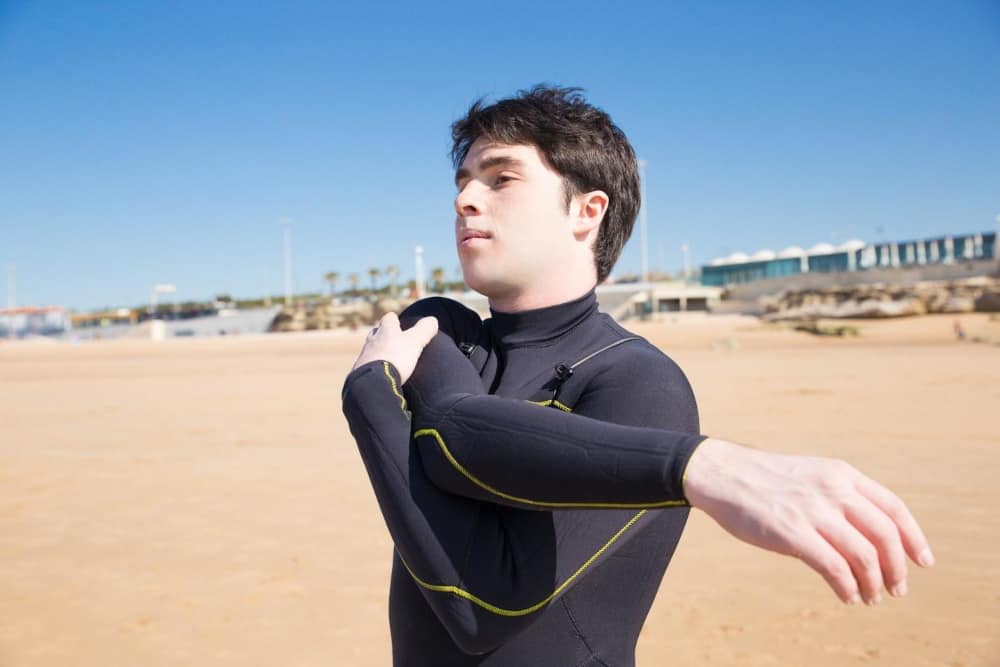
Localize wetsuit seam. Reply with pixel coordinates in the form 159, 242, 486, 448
456, 502, 482, 588
560, 598, 609, 667
345, 385, 409, 492
600, 319, 646, 351
398, 510, 651, 616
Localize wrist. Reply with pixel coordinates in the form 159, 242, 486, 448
681, 438, 738, 509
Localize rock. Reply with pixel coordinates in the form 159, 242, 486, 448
793, 321, 860, 336
847, 297, 926, 318
268, 297, 417, 333
975, 290, 1000, 312
761, 278, 998, 320
373, 298, 404, 320
938, 296, 975, 313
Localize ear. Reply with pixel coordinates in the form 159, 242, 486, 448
571, 190, 609, 241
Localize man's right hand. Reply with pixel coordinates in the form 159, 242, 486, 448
351, 312, 438, 384
682, 438, 935, 606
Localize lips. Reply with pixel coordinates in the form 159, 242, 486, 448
458, 228, 492, 246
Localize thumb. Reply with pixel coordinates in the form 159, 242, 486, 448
407, 316, 439, 347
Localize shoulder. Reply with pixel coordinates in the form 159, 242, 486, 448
605, 337, 694, 399
401, 297, 483, 340
597, 315, 692, 390
572, 315, 699, 431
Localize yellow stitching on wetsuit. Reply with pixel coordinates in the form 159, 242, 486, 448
527, 398, 573, 412
382, 361, 407, 412
412, 428, 687, 509
399, 510, 648, 617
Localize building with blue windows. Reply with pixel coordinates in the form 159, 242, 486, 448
701, 231, 996, 287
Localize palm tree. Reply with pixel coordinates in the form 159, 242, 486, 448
368, 267, 381, 296
347, 273, 360, 297
431, 266, 446, 293
323, 271, 340, 298
385, 265, 400, 298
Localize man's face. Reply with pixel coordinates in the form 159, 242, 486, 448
453, 139, 575, 302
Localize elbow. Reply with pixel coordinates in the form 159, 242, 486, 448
424, 591, 532, 655
415, 429, 474, 495
449, 630, 503, 656
441, 614, 518, 655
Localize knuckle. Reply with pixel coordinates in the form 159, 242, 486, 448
832, 459, 856, 479
884, 494, 908, 521
853, 546, 879, 573
871, 520, 898, 550
820, 553, 848, 579
827, 560, 853, 587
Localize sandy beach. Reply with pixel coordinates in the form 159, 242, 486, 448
1, 313, 998, 666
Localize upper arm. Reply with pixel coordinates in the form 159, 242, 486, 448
572, 344, 700, 434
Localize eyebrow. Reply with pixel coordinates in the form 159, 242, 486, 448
454, 155, 524, 187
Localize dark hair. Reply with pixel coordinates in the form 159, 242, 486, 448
451, 85, 640, 283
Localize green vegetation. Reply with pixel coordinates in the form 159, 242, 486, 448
793, 321, 861, 337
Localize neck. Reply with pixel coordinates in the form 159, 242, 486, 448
487, 278, 597, 313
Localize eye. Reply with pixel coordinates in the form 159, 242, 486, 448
495, 174, 515, 186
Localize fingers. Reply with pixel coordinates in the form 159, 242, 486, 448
844, 495, 909, 598
816, 471, 930, 605
375, 312, 437, 346
377, 311, 402, 335
817, 513, 887, 605
854, 473, 935, 568
407, 316, 439, 347
793, 529, 861, 605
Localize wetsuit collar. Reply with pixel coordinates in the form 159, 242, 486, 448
488, 289, 598, 347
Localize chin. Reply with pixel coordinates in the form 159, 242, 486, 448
460, 273, 493, 297
460, 268, 506, 299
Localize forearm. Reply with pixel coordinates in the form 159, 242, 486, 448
404, 334, 706, 510
412, 393, 705, 509
342, 361, 477, 585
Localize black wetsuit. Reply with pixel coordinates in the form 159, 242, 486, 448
341, 290, 705, 666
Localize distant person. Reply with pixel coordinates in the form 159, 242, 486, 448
342, 85, 934, 666
954, 319, 966, 340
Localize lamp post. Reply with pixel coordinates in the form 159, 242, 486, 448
638, 159, 652, 317
150, 283, 177, 319
149, 283, 176, 341
279, 217, 293, 307
638, 159, 648, 284
414, 246, 426, 298
5, 264, 14, 340
995, 214, 1000, 267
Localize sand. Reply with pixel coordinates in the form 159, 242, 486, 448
1, 314, 998, 666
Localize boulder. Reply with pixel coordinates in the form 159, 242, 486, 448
975, 290, 1000, 313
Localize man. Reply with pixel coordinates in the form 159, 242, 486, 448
341, 86, 933, 666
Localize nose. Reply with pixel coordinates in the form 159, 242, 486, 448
454, 181, 483, 217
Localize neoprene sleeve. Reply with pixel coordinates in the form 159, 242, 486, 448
402, 332, 705, 510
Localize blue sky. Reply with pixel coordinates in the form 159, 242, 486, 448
1, 0, 998, 310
